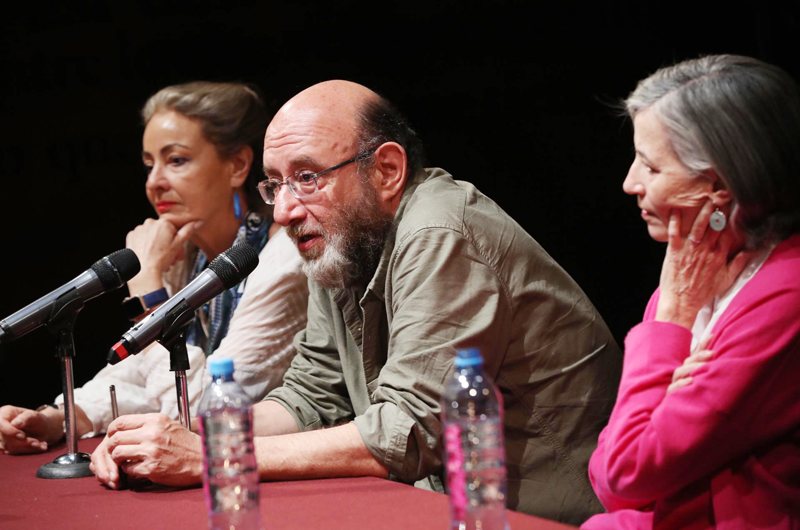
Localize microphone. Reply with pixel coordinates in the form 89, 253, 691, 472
0, 249, 141, 344
107, 244, 259, 365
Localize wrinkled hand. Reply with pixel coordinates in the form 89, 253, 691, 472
90, 434, 121, 488
125, 219, 196, 294
656, 202, 752, 329
90, 413, 203, 489
0, 405, 62, 454
667, 334, 714, 395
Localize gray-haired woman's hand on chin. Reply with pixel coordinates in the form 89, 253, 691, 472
655, 201, 753, 330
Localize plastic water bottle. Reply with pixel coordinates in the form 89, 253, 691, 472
442, 348, 508, 530
198, 357, 263, 530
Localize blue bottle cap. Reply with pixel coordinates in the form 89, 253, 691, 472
208, 357, 235, 377
454, 348, 484, 368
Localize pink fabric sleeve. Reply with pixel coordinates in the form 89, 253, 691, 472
589, 282, 800, 509
588, 289, 661, 512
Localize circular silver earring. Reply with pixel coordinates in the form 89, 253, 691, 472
709, 208, 727, 231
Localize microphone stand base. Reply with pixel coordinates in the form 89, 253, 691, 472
36, 452, 93, 479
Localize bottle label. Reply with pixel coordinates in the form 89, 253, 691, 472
444, 423, 467, 521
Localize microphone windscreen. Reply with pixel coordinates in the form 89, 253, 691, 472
209, 244, 259, 289
91, 249, 141, 290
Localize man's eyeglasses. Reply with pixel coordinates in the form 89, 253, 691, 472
258, 148, 376, 205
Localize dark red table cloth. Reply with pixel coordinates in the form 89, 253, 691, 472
0, 438, 575, 529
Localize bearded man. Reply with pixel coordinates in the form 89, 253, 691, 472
91, 80, 621, 525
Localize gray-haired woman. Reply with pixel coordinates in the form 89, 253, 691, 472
585, 56, 800, 528
0, 83, 308, 466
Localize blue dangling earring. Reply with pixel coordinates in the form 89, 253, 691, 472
233, 192, 243, 221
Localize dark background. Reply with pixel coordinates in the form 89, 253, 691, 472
1, 1, 798, 408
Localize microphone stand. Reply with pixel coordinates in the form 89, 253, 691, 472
37, 289, 93, 479
158, 300, 196, 429
161, 326, 192, 429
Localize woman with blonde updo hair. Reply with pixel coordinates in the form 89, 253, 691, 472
0, 82, 308, 456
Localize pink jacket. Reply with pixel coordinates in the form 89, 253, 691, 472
584, 234, 800, 529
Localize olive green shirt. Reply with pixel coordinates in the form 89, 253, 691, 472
267, 168, 621, 524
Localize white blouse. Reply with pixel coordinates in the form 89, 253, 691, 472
55, 228, 309, 434
690, 244, 775, 352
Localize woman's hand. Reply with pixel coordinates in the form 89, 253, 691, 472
655, 201, 752, 330
125, 219, 196, 295
667, 334, 714, 395
0, 405, 64, 454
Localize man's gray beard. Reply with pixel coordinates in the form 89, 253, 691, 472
301, 183, 394, 290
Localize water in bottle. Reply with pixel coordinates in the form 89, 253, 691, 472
442, 348, 508, 530
198, 357, 263, 530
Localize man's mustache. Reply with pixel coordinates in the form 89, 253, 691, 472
286, 220, 327, 241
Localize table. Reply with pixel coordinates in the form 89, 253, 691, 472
0, 438, 576, 529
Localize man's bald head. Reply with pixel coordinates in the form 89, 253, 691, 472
264, 80, 425, 182
262, 80, 426, 289
281, 80, 379, 115
266, 80, 379, 154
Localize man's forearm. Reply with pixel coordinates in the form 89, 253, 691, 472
252, 399, 302, 436
254, 422, 388, 481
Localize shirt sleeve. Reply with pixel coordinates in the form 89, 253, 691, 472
57, 228, 308, 434
355, 226, 513, 482
588, 282, 800, 509
265, 279, 356, 431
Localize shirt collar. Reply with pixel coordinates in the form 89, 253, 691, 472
363, 168, 439, 302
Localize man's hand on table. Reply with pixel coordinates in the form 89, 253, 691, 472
90, 413, 203, 489
0, 405, 64, 454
